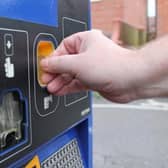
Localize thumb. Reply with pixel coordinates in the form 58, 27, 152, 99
40, 54, 80, 75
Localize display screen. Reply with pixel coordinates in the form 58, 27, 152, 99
0, 0, 58, 27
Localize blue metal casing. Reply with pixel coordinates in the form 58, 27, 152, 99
0, 0, 58, 27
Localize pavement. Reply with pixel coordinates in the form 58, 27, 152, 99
93, 94, 168, 168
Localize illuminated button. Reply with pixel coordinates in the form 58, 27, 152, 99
37, 41, 55, 87
25, 155, 41, 168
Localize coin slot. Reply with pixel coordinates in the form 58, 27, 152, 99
37, 41, 55, 87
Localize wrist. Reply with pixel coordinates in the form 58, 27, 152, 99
133, 49, 168, 99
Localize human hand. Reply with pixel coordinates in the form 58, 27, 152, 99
40, 30, 146, 103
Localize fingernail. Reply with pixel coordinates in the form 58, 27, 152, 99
40, 59, 49, 69
48, 83, 57, 93
41, 75, 47, 83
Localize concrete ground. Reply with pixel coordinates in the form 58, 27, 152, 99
93, 94, 168, 168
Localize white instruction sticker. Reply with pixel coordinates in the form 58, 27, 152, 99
4, 57, 15, 78
44, 95, 53, 110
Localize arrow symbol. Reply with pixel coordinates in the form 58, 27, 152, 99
6, 40, 12, 49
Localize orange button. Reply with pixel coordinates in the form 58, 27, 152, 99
37, 41, 55, 87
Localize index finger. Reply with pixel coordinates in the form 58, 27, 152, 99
51, 31, 90, 56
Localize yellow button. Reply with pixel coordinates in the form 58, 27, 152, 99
37, 41, 55, 87
25, 155, 41, 168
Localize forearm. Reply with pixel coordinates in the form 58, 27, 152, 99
134, 35, 168, 99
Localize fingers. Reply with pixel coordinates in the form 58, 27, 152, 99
41, 73, 57, 84
41, 54, 81, 75
41, 30, 101, 77
47, 74, 74, 93
52, 79, 88, 96
40, 31, 90, 75
52, 31, 89, 56
40, 30, 102, 95
40, 31, 91, 94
